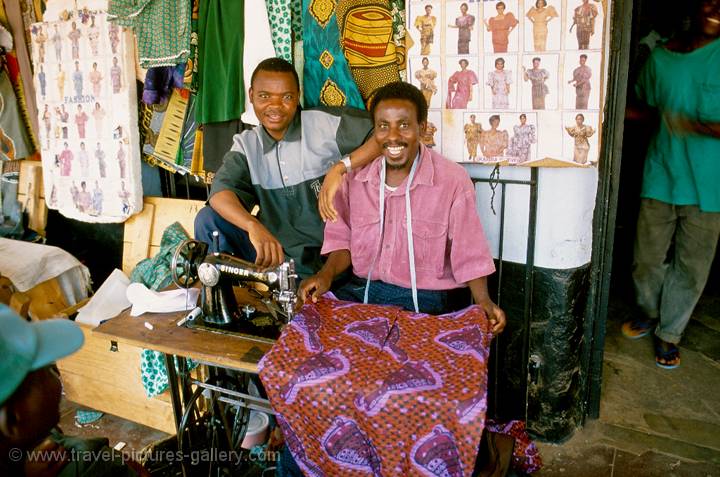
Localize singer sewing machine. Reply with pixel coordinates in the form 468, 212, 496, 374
171, 238, 298, 341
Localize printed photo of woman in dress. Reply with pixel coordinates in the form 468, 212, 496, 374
413, 56, 440, 108
565, 113, 595, 164
481, 114, 509, 159
484, 1, 519, 53
448, 2, 476, 54
485, 56, 516, 109
508, 113, 537, 163
446, 58, 479, 109
525, 0, 558, 51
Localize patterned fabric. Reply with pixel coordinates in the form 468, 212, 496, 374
336, 0, 402, 102
130, 221, 188, 290
486, 420, 543, 474
259, 295, 493, 476
389, 0, 406, 81
129, 221, 198, 398
108, 0, 191, 68
303, 0, 364, 108
266, 0, 294, 61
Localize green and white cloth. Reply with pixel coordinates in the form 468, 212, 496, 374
266, 0, 302, 62
108, 0, 191, 68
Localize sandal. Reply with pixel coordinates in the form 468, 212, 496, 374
621, 318, 654, 339
654, 336, 680, 369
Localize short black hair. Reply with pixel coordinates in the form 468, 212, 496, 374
369, 81, 428, 124
497, 1, 506, 8
251, 57, 300, 91
532, 57, 541, 62
580, 54, 588, 59
489, 114, 501, 123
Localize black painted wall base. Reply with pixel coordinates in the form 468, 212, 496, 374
487, 260, 590, 442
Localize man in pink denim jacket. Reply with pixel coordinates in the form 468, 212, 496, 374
299, 82, 505, 332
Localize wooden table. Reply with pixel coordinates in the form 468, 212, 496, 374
94, 307, 273, 373
93, 291, 279, 474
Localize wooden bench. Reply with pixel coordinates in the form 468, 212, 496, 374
57, 197, 205, 434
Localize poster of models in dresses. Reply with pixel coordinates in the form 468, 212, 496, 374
407, 0, 607, 167
30, 9, 142, 222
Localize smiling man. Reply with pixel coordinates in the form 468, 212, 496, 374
195, 58, 380, 278
299, 82, 505, 329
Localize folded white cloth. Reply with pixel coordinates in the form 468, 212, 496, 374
0, 239, 91, 305
76, 269, 132, 326
126, 282, 200, 317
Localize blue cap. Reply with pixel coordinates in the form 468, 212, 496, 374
0, 304, 84, 405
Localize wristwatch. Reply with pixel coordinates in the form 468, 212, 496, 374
338, 155, 352, 174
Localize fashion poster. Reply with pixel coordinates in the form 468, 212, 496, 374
31, 10, 142, 222
406, 0, 607, 167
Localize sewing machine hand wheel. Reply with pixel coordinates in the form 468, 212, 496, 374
172, 239, 207, 288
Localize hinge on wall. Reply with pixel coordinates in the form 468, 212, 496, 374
109, 340, 119, 352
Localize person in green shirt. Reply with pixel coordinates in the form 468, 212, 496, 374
622, 0, 720, 369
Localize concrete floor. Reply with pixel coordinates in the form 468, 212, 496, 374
536, 293, 720, 477
58, 294, 720, 476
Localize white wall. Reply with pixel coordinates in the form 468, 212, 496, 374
463, 164, 598, 269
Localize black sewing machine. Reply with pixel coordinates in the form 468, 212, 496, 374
171, 239, 298, 341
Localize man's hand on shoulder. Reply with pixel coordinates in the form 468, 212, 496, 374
477, 297, 506, 334
298, 271, 333, 304
319, 162, 346, 222
247, 220, 284, 268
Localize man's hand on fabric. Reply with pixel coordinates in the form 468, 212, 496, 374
298, 271, 333, 304
24, 439, 68, 477
247, 220, 284, 268
468, 277, 506, 334
319, 162, 345, 222
477, 298, 506, 334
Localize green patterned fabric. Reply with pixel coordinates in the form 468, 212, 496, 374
266, 0, 294, 61
390, 0, 407, 81
129, 221, 197, 398
130, 221, 188, 290
291, 0, 303, 42
108, 0, 191, 68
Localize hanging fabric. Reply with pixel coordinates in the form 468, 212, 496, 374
2, 0, 40, 151
195, 0, 244, 124
302, 0, 364, 108
266, 0, 294, 61
107, 0, 191, 68
335, 0, 402, 103
0, 70, 34, 160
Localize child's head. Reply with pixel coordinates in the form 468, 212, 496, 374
0, 306, 83, 450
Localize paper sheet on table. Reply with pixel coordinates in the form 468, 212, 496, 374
126, 282, 200, 317
76, 269, 132, 326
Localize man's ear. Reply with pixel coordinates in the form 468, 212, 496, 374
248, 87, 254, 104
0, 403, 20, 441
420, 121, 428, 132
